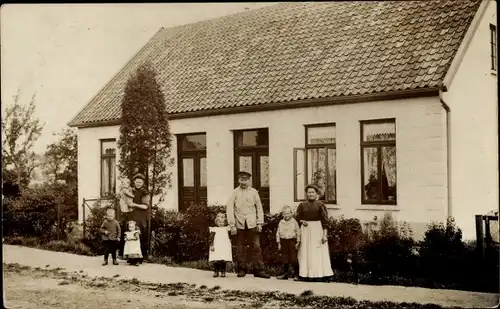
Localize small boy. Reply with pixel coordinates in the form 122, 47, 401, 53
119, 178, 134, 214
100, 208, 121, 266
276, 205, 301, 280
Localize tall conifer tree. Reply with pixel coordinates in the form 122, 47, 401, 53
118, 62, 172, 251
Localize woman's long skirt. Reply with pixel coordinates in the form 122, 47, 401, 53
298, 220, 334, 279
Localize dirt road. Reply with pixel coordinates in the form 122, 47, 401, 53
3, 245, 499, 308
3, 265, 244, 309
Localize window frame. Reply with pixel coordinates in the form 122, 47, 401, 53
294, 123, 337, 204
100, 138, 117, 198
359, 118, 397, 205
233, 128, 269, 150
177, 132, 207, 152
490, 24, 497, 72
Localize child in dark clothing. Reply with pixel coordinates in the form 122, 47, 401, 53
100, 208, 121, 266
276, 205, 301, 280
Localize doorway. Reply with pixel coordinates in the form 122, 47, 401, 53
233, 128, 270, 213
177, 133, 207, 212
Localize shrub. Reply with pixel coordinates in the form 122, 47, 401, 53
419, 218, 466, 285
361, 213, 418, 281
42, 201, 499, 293
3, 236, 41, 247
4, 235, 96, 256
260, 213, 282, 267
419, 218, 499, 292
327, 216, 364, 272
82, 202, 109, 253
2, 182, 78, 241
44, 239, 95, 256
3, 190, 58, 241
150, 208, 184, 259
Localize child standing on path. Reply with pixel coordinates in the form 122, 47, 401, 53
100, 208, 121, 266
209, 213, 233, 277
123, 220, 143, 266
276, 205, 301, 280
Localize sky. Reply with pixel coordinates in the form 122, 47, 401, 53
1, 3, 278, 153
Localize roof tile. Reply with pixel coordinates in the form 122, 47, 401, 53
69, 0, 481, 126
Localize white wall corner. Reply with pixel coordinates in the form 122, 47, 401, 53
442, 0, 490, 90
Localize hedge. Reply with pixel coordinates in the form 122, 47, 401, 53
4, 199, 498, 293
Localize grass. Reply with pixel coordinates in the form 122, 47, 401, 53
4, 236, 97, 256
3, 262, 472, 309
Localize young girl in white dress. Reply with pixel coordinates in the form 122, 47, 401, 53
124, 220, 143, 266
209, 212, 233, 277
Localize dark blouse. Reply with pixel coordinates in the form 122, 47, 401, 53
129, 188, 149, 229
295, 200, 329, 228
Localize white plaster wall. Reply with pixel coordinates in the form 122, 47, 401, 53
77, 125, 120, 222
443, 0, 498, 240
77, 96, 447, 240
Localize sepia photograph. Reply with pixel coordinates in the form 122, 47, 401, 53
1, 1, 499, 308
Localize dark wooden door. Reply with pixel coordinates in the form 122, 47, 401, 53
178, 134, 207, 212
234, 129, 270, 213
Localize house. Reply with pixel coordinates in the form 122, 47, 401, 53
68, 1, 498, 241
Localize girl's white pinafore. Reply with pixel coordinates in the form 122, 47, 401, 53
208, 226, 233, 262
123, 231, 143, 259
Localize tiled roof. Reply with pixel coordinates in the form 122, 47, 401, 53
69, 1, 481, 127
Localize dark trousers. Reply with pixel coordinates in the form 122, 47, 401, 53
235, 227, 264, 272
280, 238, 299, 275
103, 240, 118, 260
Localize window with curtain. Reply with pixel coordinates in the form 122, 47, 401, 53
360, 119, 397, 205
294, 123, 336, 203
101, 139, 116, 197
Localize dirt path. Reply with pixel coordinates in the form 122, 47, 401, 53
3, 266, 243, 309
3, 245, 499, 308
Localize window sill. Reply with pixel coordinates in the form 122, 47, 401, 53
325, 204, 340, 210
491, 70, 497, 76
356, 205, 399, 211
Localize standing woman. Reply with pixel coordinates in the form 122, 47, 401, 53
128, 173, 150, 262
296, 184, 334, 281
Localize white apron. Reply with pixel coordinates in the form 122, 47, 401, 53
209, 226, 233, 262
298, 221, 334, 278
123, 231, 143, 259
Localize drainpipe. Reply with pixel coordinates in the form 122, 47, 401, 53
439, 87, 452, 220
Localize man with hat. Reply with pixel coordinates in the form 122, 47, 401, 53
227, 171, 270, 278
127, 173, 150, 261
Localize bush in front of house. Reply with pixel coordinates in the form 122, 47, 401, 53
3, 189, 58, 241
361, 213, 419, 283
81, 201, 115, 253
8, 197, 497, 293
418, 218, 499, 293
2, 182, 78, 241
3, 235, 96, 256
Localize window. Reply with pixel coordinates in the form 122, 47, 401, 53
100, 139, 116, 197
294, 123, 336, 203
360, 119, 397, 205
490, 24, 497, 71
